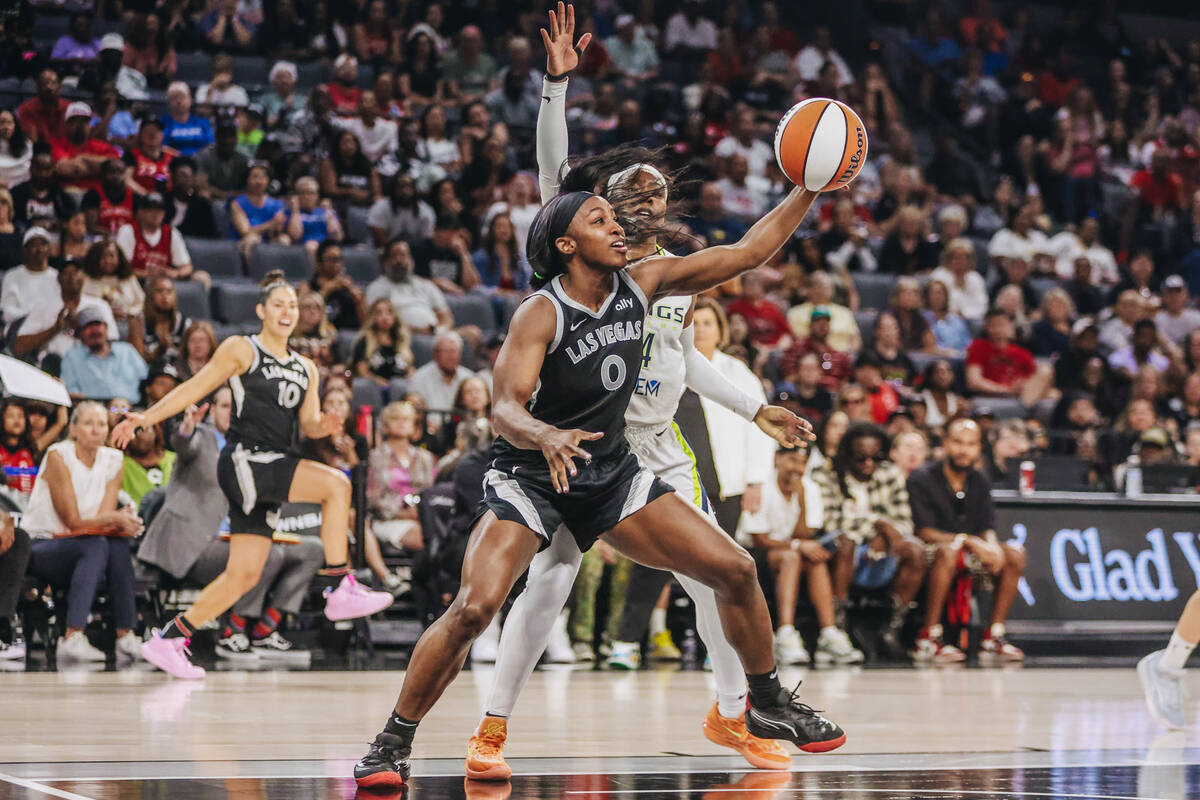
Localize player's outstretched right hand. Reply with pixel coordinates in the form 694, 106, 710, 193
540, 428, 603, 494
110, 412, 146, 449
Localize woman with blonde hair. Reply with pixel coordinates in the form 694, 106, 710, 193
922, 277, 971, 354
1030, 287, 1076, 358
350, 297, 414, 399
0, 187, 19, 270
929, 237, 988, 322
22, 402, 144, 662
178, 320, 218, 381
291, 290, 341, 377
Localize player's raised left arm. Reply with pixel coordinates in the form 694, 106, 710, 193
630, 187, 818, 299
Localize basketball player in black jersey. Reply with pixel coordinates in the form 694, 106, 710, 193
355, 186, 843, 788
112, 270, 393, 679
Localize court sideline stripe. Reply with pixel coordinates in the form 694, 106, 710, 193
563, 788, 1168, 800
0, 773, 97, 800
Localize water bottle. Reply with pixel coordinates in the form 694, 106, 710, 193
680, 628, 699, 666
1125, 454, 1143, 498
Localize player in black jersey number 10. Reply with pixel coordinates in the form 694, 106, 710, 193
355, 176, 844, 788
111, 270, 393, 680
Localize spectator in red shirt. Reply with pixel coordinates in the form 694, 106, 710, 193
17, 69, 71, 143
966, 308, 1055, 407
51, 102, 120, 194
780, 307, 851, 392
326, 54, 364, 116
123, 119, 176, 194
852, 350, 900, 425
724, 271, 790, 348
1122, 149, 1186, 259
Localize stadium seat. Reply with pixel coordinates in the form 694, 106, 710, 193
446, 292, 496, 334
211, 201, 232, 239
343, 246, 380, 283
175, 280, 211, 322
1030, 277, 1061, 304
247, 243, 313, 280
335, 329, 358, 361
185, 238, 244, 278
230, 56, 269, 87
345, 205, 372, 244
175, 52, 211, 86
296, 61, 328, 91
411, 333, 434, 366
975, 397, 1026, 421
852, 273, 894, 311
853, 310, 878, 339
352, 377, 385, 411
210, 280, 262, 325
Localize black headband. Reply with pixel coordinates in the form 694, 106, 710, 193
527, 191, 595, 280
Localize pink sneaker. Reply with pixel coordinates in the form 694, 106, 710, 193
324, 574, 395, 621
142, 632, 206, 680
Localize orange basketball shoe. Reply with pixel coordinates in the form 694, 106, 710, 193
465, 716, 513, 780
702, 703, 792, 770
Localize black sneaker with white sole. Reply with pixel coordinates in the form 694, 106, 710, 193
216, 632, 260, 662
250, 631, 312, 665
744, 684, 846, 753
354, 732, 411, 789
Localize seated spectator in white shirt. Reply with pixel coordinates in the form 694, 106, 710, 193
332, 90, 398, 166
716, 154, 771, 225
794, 26, 854, 87
930, 237, 989, 322
715, 106, 773, 177
365, 239, 455, 334
988, 201, 1051, 275
1099, 289, 1144, 353
605, 14, 659, 82
1049, 217, 1118, 283
368, 174, 436, 249
1108, 319, 1171, 380
663, 0, 718, 59
740, 445, 863, 666
408, 330, 475, 421
1155, 276, 1200, 346
196, 54, 250, 108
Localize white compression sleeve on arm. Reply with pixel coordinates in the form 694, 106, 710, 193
536, 77, 570, 203
681, 326, 761, 422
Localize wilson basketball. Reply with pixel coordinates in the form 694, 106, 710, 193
774, 98, 868, 192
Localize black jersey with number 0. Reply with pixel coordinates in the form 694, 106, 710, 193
495, 270, 649, 462
227, 335, 311, 453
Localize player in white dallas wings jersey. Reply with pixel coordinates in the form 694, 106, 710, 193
460, 8, 815, 780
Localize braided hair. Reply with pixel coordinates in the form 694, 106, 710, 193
832, 422, 889, 499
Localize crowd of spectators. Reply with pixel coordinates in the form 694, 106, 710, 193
2, 0, 1200, 668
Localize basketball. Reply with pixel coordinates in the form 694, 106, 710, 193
774, 98, 869, 192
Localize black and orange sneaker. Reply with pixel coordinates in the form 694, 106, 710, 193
744, 685, 846, 753
354, 732, 411, 790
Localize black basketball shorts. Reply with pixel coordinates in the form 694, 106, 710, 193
479, 446, 674, 551
218, 443, 303, 538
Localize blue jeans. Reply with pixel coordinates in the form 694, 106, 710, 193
28, 536, 137, 630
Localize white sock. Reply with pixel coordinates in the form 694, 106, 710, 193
819, 625, 838, 639
775, 624, 795, 636
716, 692, 746, 719
1161, 630, 1196, 673
649, 608, 667, 637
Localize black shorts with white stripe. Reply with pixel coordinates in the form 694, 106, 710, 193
217, 442, 303, 537
478, 446, 674, 551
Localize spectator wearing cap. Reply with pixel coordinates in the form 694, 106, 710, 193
787, 271, 861, 354
286, 176, 343, 253
202, 0, 256, 53
606, 14, 659, 83
50, 12, 102, 74
235, 104, 265, 157
166, 156, 217, 238
161, 83, 214, 157
781, 306, 853, 392
326, 54, 364, 117
368, 174, 436, 249
17, 69, 70, 143
365, 239, 455, 334
61, 305, 146, 400
1155, 275, 1200, 346
260, 61, 305, 130
115, 191, 202, 286
442, 26, 496, 105
123, 117, 176, 193
79, 159, 134, 236
122, 14, 178, 87
196, 123, 250, 201
50, 102, 120, 195
1108, 318, 1171, 382
197, 53, 250, 108
411, 213, 481, 296
230, 163, 286, 249
966, 308, 1056, 407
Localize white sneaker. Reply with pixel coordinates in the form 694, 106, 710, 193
572, 641, 595, 662
250, 631, 311, 665
607, 640, 640, 670
59, 632, 106, 662
773, 625, 810, 666
383, 570, 410, 597
116, 632, 144, 661
0, 639, 26, 661
815, 627, 865, 665
471, 615, 501, 663
1139, 650, 1187, 730
543, 611, 575, 664
215, 632, 261, 662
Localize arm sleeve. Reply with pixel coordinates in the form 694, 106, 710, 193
681, 327, 760, 422
536, 77, 569, 202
